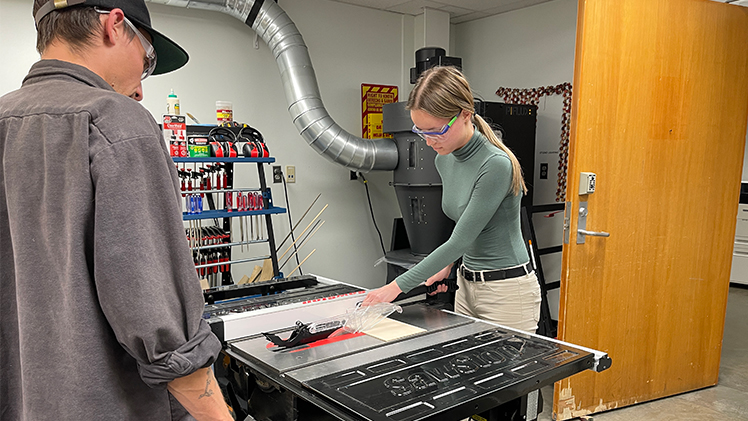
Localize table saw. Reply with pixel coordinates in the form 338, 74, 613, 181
204, 275, 611, 420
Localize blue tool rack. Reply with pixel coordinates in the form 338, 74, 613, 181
173, 156, 286, 284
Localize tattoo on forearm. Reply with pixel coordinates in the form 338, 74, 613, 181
198, 372, 215, 399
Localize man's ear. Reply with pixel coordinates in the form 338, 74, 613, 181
101, 8, 127, 47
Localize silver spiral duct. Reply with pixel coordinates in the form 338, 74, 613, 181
147, 0, 399, 171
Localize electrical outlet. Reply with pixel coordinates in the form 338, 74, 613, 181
286, 165, 295, 183
272, 165, 282, 183
540, 163, 548, 179
350, 171, 358, 180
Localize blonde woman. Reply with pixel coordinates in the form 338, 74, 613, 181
363, 66, 541, 333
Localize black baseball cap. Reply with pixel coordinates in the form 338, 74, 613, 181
34, 0, 188, 75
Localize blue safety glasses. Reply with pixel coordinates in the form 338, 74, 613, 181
412, 113, 460, 140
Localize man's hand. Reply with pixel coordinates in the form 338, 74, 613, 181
362, 281, 403, 306
425, 264, 453, 296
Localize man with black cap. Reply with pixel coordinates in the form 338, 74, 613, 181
0, 1, 233, 420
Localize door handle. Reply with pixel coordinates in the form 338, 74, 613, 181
577, 201, 610, 244
578, 229, 610, 237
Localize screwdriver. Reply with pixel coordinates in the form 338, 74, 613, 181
198, 169, 206, 198
248, 193, 254, 242
238, 193, 245, 251
255, 191, 263, 240
215, 165, 223, 209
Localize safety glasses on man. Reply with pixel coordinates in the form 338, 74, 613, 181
96, 8, 157, 80
411, 112, 460, 140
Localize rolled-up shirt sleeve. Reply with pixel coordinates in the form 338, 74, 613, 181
137, 320, 219, 386
91, 132, 221, 388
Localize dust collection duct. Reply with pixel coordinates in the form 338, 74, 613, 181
149, 0, 458, 255
147, 0, 398, 172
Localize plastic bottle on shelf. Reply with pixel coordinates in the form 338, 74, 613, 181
167, 89, 180, 115
216, 101, 232, 124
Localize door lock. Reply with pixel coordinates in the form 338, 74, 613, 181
577, 201, 610, 244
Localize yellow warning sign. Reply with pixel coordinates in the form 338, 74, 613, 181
361, 83, 398, 139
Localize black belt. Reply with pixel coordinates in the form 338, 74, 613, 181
461, 262, 533, 282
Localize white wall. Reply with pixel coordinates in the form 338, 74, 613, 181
454, 0, 577, 208
453, 0, 579, 319
0, 0, 38, 88
0, 0, 405, 288
415, 8, 450, 53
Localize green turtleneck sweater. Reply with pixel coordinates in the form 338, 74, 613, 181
394, 129, 529, 293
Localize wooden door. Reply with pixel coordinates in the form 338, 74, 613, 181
553, 0, 748, 418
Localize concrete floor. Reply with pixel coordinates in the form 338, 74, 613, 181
537, 286, 748, 421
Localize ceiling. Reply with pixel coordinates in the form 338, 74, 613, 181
326, 0, 556, 24
328, 0, 748, 24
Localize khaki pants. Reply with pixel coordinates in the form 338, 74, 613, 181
455, 264, 541, 333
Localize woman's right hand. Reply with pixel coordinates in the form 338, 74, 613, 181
361, 281, 403, 306
425, 263, 454, 295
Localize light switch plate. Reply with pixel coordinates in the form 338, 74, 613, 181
286, 165, 296, 183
